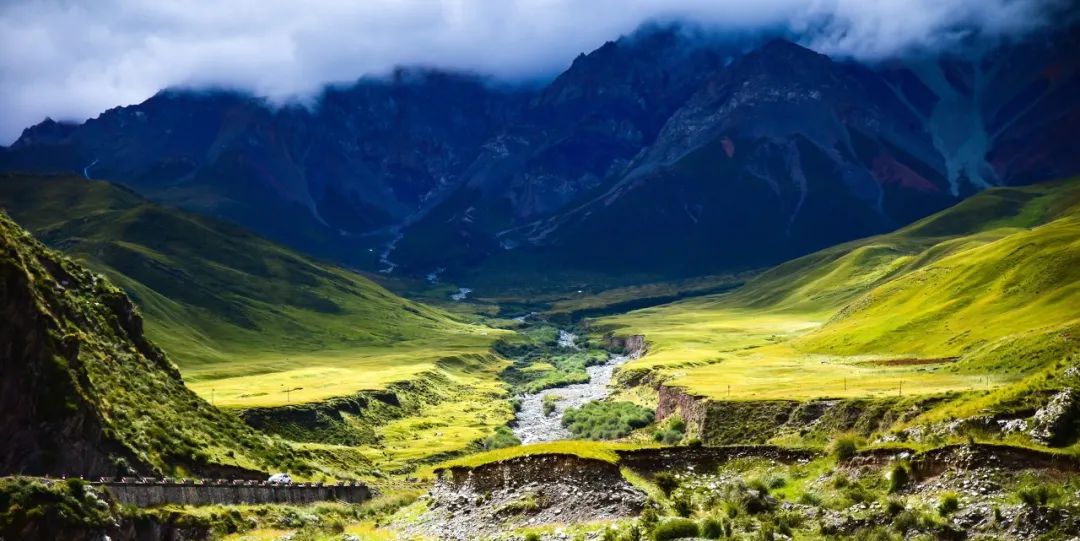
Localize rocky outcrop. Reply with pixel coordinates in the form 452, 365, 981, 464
606, 333, 648, 359
1029, 389, 1079, 445
655, 384, 710, 437
908, 443, 1080, 480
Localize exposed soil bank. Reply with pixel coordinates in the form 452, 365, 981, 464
422, 454, 646, 539
654, 381, 948, 444
617, 445, 817, 474
908, 443, 1080, 479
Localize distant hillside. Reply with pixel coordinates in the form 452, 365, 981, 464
0, 210, 309, 477
602, 178, 1080, 407
0, 173, 500, 407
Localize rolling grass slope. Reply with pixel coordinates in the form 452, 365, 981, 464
600, 178, 1080, 401
0, 173, 504, 408
0, 210, 315, 477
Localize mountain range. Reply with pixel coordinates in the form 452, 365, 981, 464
2, 23, 1078, 286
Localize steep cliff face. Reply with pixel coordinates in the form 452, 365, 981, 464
0, 211, 294, 477
1, 214, 147, 475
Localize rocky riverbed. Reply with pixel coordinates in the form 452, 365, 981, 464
512, 354, 631, 443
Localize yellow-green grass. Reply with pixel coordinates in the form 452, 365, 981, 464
185, 348, 501, 408
0, 173, 506, 408
351, 357, 516, 471
435, 440, 657, 470
521, 361, 557, 372
600, 178, 1080, 401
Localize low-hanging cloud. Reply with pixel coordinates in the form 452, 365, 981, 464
0, 0, 1067, 144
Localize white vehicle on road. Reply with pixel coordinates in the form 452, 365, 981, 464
267, 473, 292, 485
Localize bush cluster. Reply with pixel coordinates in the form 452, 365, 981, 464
830, 435, 858, 461
483, 426, 521, 450
542, 394, 559, 416
653, 415, 686, 444
652, 517, 698, 540
561, 401, 654, 440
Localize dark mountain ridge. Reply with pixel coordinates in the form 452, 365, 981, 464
3, 23, 1078, 285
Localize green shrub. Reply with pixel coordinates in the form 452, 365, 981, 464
847, 526, 900, 541
483, 426, 521, 450
524, 533, 541, 541
653, 518, 698, 541
1017, 484, 1059, 509
325, 517, 345, 533
831, 474, 850, 489
719, 480, 775, 516
765, 475, 787, 490
667, 417, 687, 433
892, 510, 918, 533
0, 477, 114, 534
830, 435, 858, 461
654, 429, 683, 444
699, 517, 724, 539
887, 463, 910, 493
542, 394, 559, 416
639, 504, 660, 531
937, 492, 960, 516
618, 524, 643, 541
653, 415, 686, 445
885, 497, 905, 516
561, 401, 654, 440
841, 483, 876, 506
500, 493, 540, 515
653, 472, 679, 496
672, 494, 693, 517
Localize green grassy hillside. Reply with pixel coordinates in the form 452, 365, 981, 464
600, 178, 1080, 402
0, 173, 503, 407
0, 210, 316, 477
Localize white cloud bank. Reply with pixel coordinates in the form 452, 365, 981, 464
0, 0, 1067, 144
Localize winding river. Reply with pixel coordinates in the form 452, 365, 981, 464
511, 332, 631, 443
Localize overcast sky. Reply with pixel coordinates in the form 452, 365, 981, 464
0, 0, 1067, 144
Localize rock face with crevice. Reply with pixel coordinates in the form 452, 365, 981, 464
1029, 388, 1079, 445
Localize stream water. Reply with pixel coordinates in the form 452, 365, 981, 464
511, 331, 631, 443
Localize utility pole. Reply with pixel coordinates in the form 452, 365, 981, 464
727, 385, 731, 399
285, 387, 302, 404
898, 381, 902, 397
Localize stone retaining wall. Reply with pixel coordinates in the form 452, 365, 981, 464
92, 479, 371, 507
